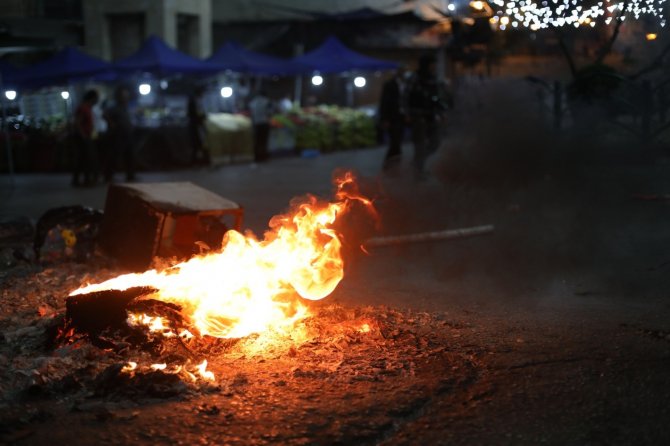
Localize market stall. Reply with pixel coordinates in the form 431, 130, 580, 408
205, 113, 253, 164
271, 105, 376, 153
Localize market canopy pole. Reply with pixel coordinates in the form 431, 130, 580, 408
345, 73, 354, 108
0, 72, 14, 183
293, 43, 304, 107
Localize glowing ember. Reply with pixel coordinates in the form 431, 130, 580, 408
128, 313, 175, 336
70, 172, 374, 339
120, 360, 215, 382
121, 361, 137, 373
358, 323, 371, 333
179, 329, 194, 340
197, 360, 215, 381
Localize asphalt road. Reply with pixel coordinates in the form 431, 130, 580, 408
2, 75, 670, 443
2, 140, 669, 444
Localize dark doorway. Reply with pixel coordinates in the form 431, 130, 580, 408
107, 12, 145, 60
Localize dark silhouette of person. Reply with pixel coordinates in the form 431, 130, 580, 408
103, 86, 136, 182
248, 89, 273, 163
72, 89, 99, 187
378, 67, 407, 169
406, 54, 451, 179
188, 86, 210, 165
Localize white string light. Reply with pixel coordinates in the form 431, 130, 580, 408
484, 0, 667, 30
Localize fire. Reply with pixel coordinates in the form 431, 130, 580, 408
121, 361, 216, 382
121, 361, 137, 373
196, 360, 215, 381
127, 313, 174, 336
358, 323, 371, 333
70, 172, 374, 339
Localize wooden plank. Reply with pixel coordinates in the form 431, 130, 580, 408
364, 225, 494, 248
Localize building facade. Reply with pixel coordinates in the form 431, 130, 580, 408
82, 0, 211, 60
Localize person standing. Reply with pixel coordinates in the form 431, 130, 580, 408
91, 98, 108, 183
188, 86, 210, 165
378, 67, 407, 170
103, 86, 136, 182
248, 89, 273, 163
71, 89, 99, 187
406, 54, 452, 179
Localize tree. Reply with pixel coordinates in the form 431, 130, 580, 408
485, 0, 669, 141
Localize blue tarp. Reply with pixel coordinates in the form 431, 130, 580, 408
292, 36, 398, 74
114, 35, 215, 75
16, 47, 113, 88
0, 60, 21, 88
207, 42, 302, 76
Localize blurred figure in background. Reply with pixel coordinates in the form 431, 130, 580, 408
91, 97, 107, 182
188, 86, 210, 165
103, 86, 136, 182
71, 89, 99, 187
378, 66, 407, 170
248, 89, 274, 163
406, 54, 452, 180
278, 94, 293, 112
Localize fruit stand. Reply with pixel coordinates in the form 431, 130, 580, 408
270, 106, 377, 153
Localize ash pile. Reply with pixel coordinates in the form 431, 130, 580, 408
1, 265, 477, 428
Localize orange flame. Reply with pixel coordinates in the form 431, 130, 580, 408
70, 172, 374, 339
196, 360, 215, 381
128, 314, 175, 336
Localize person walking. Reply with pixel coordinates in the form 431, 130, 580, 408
405, 54, 452, 179
71, 89, 99, 187
378, 67, 407, 170
188, 86, 210, 166
103, 86, 136, 182
248, 89, 274, 163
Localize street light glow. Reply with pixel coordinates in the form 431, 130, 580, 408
4, 90, 16, 101
311, 75, 323, 86
220, 86, 233, 98
138, 83, 151, 95
470, 1, 485, 11
61, 91, 70, 100
353, 76, 366, 88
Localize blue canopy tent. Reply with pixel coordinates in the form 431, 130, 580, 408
1, 48, 111, 177
113, 35, 215, 75
292, 36, 398, 74
207, 41, 303, 76
0, 60, 21, 89
17, 47, 113, 89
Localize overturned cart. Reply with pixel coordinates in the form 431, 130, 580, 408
99, 182, 243, 270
